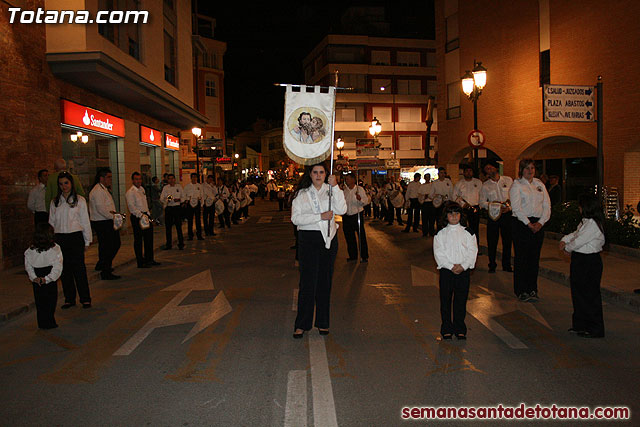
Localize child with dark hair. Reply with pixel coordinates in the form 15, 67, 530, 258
433, 202, 478, 340
24, 223, 63, 329
560, 194, 606, 338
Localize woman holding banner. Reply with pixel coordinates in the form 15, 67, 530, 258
291, 162, 346, 339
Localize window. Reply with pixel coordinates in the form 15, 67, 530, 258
398, 107, 422, 122
447, 82, 460, 119
398, 136, 422, 150
377, 135, 393, 149
336, 108, 356, 122
206, 79, 216, 97
202, 52, 217, 69
338, 74, 366, 93
397, 52, 420, 67
163, 2, 177, 86
98, 0, 142, 61
371, 50, 390, 65
445, 13, 459, 52
426, 52, 436, 67
372, 107, 392, 123
539, 49, 550, 87
398, 80, 422, 95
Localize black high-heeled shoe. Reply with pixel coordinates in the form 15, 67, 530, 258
293, 330, 304, 339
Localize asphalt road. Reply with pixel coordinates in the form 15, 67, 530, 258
0, 201, 638, 426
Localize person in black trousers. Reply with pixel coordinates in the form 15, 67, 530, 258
48, 172, 93, 309
509, 159, 551, 301
160, 173, 185, 250
560, 194, 606, 338
126, 172, 160, 267
216, 179, 231, 228
27, 169, 49, 226
24, 223, 63, 329
89, 168, 121, 280
479, 160, 514, 273
341, 172, 369, 262
291, 163, 347, 339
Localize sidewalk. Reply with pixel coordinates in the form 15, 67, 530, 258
0, 227, 165, 323
477, 222, 640, 313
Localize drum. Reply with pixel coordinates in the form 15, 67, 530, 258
140, 214, 151, 230
432, 194, 444, 208
214, 199, 225, 215
113, 213, 126, 231
488, 202, 503, 221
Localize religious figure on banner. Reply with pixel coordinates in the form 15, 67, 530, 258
290, 110, 328, 144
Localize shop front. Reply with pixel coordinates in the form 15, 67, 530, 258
139, 125, 162, 187
60, 100, 125, 210
165, 133, 180, 176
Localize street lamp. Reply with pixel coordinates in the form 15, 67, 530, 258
336, 137, 344, 159
461, 61, 487, 173
192, 127, 203, 180
369, 117, 382, 139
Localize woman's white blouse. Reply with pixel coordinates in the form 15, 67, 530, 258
24, 244, 63, 283
433, 224, 478, 271
49, 195, 92, 246
292, 183, 347, 249
561, 218, 605, 254
509, 177, 551, 225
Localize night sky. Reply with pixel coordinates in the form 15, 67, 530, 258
197, 2, 434, 136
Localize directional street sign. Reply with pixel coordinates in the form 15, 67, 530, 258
543, 84, 595, 122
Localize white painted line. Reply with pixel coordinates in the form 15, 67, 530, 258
258, 216, 273, 224
411, 265, 438, 287
284, 370, 307, 427
292, 289, 299, 311
309, 334, 338, 427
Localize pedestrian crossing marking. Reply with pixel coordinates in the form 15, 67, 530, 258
257, 216, 273, 223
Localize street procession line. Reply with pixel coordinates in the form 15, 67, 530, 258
309, 334, 339, 427
292, 289, 298, 311
284, 370, 308, 427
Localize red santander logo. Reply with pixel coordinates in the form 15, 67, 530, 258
61, 100, 124, 137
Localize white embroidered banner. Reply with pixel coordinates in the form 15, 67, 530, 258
283, 85, 335, 165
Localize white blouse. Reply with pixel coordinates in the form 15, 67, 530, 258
24, 244, 63, 283
49, 195, 92, 246
479, 175, 513, 209
561, 218, 605, 254
291, 183, 347, 249
126, 185, 150, 218
510, 177, 551, 226
89, 183, 116, 221
433, 224, 478, 271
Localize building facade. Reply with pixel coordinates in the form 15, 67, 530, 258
303, 34, 438, 183
435, 0, 640, 207
180, 13, 226, 184
0, 0, 206, 269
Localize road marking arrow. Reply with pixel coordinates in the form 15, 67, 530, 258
466, 286, 551, 349
113, 270, 232, 356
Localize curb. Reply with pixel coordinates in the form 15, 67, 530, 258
481, 244, 640, 314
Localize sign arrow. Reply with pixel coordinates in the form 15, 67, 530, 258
585, 100, 593, 107
585, 88, 592, 95
114, 270, 232, 356
586, 111, 592, 120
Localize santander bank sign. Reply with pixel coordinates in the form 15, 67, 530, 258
61, 100, 125, 137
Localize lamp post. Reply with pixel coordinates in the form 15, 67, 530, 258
191, 127, 203, 180
336, 137, 344, 159
234, 153, 240, 180
461, 61, 487, 174
368, 117, 382, 140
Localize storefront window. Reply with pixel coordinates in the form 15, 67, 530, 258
61, 127, 120, 210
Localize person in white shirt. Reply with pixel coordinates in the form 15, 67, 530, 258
291, 162, 347, 339
248, 182, 258, 206
429, 167, 454, 231
24, 223, 63, 329
48, 172, 92, 309
479, 160, 514, 273
183, 173, 204, 241
341, 172, 369, 262
403, 173, 422, 233
433, 202, 478, 340
385, 179, 404, 226
89, 168, 121, 280
160, 173, 185, 249
453, 164, 482, 243
509, 159, 551, 302
202, 175, 218, 236
215, 178, 232, 228
560, 194, 606, 338
418, 173, 434, 236
126, 172, 161, 268
27, 169, 49, 226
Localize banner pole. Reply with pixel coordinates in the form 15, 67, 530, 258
328, 71, 338, 235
